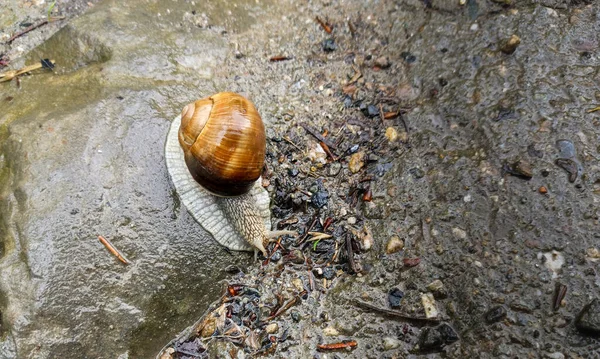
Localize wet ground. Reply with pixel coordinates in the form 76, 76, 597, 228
1, 0, 600, 358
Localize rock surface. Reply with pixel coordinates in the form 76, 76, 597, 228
575, 299, 600, 335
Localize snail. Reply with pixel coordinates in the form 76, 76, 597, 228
164, 92, 292, 257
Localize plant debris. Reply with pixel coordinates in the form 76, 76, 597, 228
98, 235, 130, 264
0, 59, 56, 83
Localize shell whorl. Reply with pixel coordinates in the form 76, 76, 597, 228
165, 113, 271, 252
178, 92, 266, 197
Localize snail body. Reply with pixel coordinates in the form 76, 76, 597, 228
165, 92, 272, 255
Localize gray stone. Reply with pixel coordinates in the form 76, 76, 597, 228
575, 298, 600, 335
383, 336, 401, 350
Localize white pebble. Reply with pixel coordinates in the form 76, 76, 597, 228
323, 326, 339, 336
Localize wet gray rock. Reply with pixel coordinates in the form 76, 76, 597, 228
575, 298, 600, 335
374, 56, 391, 69
485, 306, 508, 324
418, 327, 443, 351
382, 336, 401, 350
418, 323, 458, 352
510, 300, 535, 314
427, 279, 448, 299
499, 34, 521, 54
556, 139, 576, 159
321, 38, 336, 52
388, 287, 404, 308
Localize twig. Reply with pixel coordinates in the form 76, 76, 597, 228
283, 136, 302, 151
317, 340, 358, 351
307, 267, 315, 291
383, 111, 400, 119
263, 294, 302, 322
6, 20, 48, 44
270, 55, 292, 62
301, 123, 337, 149
348, 64, 362, 84
0, 59, 55, 83
421, 218, 431, 243
296, 216, 317, 246
588, 106, 600, 113
353, 300, 440, 324
5, 17, 65, 45
553, 282, 567, 311
345, 234, 359, 273
315, 16, 333, 33
329, 241, 340, 264
263, 237, 283, 265
347, 20, 356, 37
98, 235, 130, 264
319, 141, 338, 161
306, 232, 333, 241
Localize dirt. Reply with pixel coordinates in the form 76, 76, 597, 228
159, 0, 600, 358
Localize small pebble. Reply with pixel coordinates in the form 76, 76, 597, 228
323, 326, 339, 336
388, 287, 404, 308
366, 104, 379, 117
287, 249, 305, 264
575, 298, 600, 335
288, 168, 299, 177
485, 306, 507, 324
418, 327, 443, 351
265, 323, 279, 334
586, 247, 600, 259
349, 152, 365, 173
500, 34, 521, 54
290, 310, 301, 322
311, 190, 329, 208
409, 167, 425, 179
543, 250, 565, 278
327, 162, 342, 177
322, 38, 336, 52
539, 186, 548, 194
360, 225, 374, 251
270, 250, 282, 262
291, 278, 304, 291
556, 139, 576, 159
403, 257, 420, 267
322, 267, 336, 280
400, 51, 416, 63
452, 227, 467, 239
383, 337, 401, 350
510, 160, 533, 179
201, 317, 217, 337
421, 293, 439, 319
374, 56, 391, 68
386, 235, 404, 254
385, 127, 398, 142
427, 280, 448, 299
347, 216, 357, 225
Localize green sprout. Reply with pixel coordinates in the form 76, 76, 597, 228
47, 1, 57, 20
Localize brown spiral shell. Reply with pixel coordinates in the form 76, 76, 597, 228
178, 92, 266, 197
